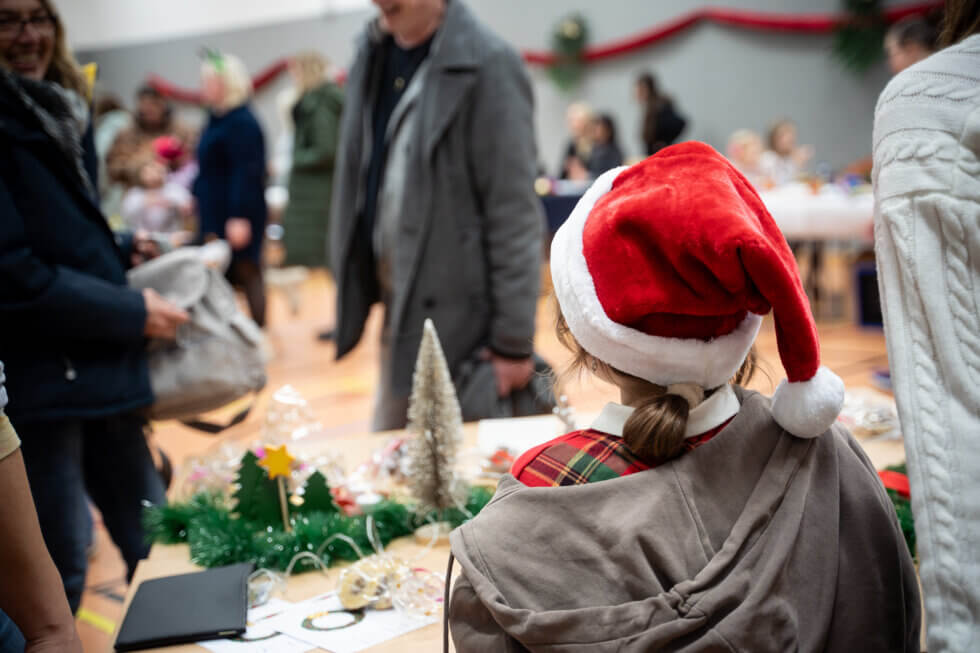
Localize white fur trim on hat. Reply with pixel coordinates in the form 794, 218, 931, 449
551, 166, 763, 388
770, 366, 845, 438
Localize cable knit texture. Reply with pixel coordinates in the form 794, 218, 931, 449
873, 33, 980, 653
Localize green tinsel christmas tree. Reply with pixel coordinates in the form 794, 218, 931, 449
233, 450, 283, 527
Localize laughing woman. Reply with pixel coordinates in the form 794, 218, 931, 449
0, 0, 186, 613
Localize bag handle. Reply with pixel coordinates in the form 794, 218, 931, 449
179, 393, 257, 434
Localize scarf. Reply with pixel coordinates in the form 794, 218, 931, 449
0, 67, 93, 197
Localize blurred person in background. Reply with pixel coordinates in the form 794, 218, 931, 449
281, 51, 344, 341
282, 51, 343, 271
330, 0, 544, 430
107, 84, 196, 189
93, 94, 131, 220
760, 119, 813, 186
726, 129, 768, 188
558, 101, 592, 180
120, 158, 193, 241
634, 71, 686, 155
0, 363, 82, 653
585, 113, 623, 177
194, 51, 268, 327
0, 0, 186, 612
884, 15, 938, 74
873, 2, 980, 650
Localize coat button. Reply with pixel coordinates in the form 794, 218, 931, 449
422, 297, 436, 310
65, 369, 77, 381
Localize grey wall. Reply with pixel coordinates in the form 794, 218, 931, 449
78, 0, 895, 173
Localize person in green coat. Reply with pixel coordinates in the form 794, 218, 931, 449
282, 52, 343, 268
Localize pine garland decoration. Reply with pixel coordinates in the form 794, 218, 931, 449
142, 487, 493, 573
883, 462, 916, 559
832, 0, 886, 74
405, 319, 468, 517
549, 13, 589, 91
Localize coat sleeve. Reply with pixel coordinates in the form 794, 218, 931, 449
0, 175, 147, 343
291, 91, 342, 171
466, 47, 543, 359
449, 570, 527, 652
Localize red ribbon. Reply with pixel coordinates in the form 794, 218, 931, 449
146, 59, 289, 104
878, 470, 911, 499
145, 1, 941, 103
523, 1, 942, 65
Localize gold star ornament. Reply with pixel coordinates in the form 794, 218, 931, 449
259, 444, 295, 480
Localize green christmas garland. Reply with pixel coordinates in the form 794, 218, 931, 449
144, 449, 494, 573
549, 13, 589, 91
832, 0, 887, 73
883, 463, 915, 560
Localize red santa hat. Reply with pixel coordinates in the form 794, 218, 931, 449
551, 142, 844, 438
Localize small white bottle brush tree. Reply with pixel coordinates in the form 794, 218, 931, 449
405, 319, 468, 536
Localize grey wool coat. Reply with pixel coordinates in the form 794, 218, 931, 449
449, 388, 921, 652
329, 0, 543, 415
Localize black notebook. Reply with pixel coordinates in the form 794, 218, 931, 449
115, 562, 252, 651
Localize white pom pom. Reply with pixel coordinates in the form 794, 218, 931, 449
771, 366, 845, 438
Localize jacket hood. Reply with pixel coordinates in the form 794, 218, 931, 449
449, 388, 920, 651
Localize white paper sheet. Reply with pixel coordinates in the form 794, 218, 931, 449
263, 592, 437, 653
198, 599, 312, 653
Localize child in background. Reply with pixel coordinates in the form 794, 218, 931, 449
726, 128, 768, 188
760, 119, 813, 185
120, 157, 193, 245
447, 142, 920, 652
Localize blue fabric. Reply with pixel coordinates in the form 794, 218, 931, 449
18, 414, 166, 613
0, 78, 151, 425
0, 362, 6, 413
193, 104, 268, 263
0, 611, 24, 653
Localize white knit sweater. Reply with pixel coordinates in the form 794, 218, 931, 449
873, 34, 980, 653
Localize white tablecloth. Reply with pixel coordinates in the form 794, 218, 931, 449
760, 182, 874, 242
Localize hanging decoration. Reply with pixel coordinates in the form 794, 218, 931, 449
832, 0, 887, 73
140, 2, 940, 102
548, 14, 589, 91
521, 2, 941, 65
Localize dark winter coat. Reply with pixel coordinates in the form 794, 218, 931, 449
0, 71, 151, 424
282, 81, 343, 267
193, 104, 268, 263
449, 388, 921, 652
330, 0, 543, 402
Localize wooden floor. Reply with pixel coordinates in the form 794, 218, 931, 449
76, 269, 889, 651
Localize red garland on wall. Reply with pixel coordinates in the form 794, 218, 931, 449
145, 1, 942, 103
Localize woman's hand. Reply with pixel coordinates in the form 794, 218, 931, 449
142, 288, 189, 339
225, 217, 252, 250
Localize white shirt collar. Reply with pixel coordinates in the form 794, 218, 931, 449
590, 384, 740, 439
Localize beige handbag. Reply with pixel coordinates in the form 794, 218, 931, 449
127, 246, 267, 430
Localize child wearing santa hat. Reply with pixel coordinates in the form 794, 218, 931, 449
446, 142, 920, 652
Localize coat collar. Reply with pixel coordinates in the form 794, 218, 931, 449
360, 0, 483, 159
591, 384, 741, 439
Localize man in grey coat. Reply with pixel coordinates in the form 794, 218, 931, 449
329, 0, 544, 430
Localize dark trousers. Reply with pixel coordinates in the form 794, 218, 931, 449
17, 412, 166, 613
227, 258, 266, 327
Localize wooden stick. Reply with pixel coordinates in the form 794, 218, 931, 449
278, 477, 292, 533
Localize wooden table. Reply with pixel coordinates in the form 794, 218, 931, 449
110, 422, 908, 652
